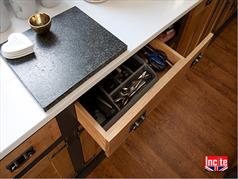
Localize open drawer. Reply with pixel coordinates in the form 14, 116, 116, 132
74, 33, 213, 157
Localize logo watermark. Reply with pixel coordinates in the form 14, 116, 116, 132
205, 156, 228, 171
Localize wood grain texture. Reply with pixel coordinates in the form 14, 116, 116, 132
0, 118, 61, 178
75, 32, 211, 157
149, 38, 184, 64
176, 0, 218, 56
213, 0, 237, 32
22, 141, 75, 178
22, 154, 60, 178
88, 17, 237, 178
80, 130, 101, 163
74, 102, 108, 151
202, 0, 226, 38
48, 141, 75, 177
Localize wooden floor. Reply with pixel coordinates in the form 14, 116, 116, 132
88, 17, 237, 178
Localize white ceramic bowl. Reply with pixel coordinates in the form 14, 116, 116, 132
84, 0, 108, 3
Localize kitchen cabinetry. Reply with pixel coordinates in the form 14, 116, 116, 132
74, 33, 213, 157
0, 119, 61, 178
22, 141, 74, 178
21, 153, 59, 178
176, 0, 236, 57
202, 0, 237, 39
176, 0, 218, 56
212, 0, 237, 32
1, 0, 229, 177
0, 119, 76, 178
80, 130, 101, 164
0, 31, 214, 176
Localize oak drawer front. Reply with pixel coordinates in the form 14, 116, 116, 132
0, 118, 61, 178
74, 33, 213, 157
75, 101, 149, 157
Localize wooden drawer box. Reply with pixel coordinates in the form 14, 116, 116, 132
74, 33, 213, 157
0, 118, 61, 178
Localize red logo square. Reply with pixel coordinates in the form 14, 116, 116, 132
205, 156, 228, 171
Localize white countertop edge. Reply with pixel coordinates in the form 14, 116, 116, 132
0, 0, 201, 160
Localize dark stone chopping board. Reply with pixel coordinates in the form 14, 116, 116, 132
3, 7, 127, 111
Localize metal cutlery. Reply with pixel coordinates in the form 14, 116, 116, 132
114, 70, 150, 107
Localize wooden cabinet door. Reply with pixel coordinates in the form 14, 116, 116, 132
0, 119, 61, 178
213, 0, 237, 32
80, 130, 101, 164
201, 0, 226, 39
22, 141, 75, 178
48, 141, 75, 177
22, 156, 60, 178
176, 0, 218, 56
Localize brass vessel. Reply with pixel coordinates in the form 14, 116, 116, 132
28, 13, 51, 34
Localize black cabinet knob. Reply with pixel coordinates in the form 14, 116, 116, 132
129, 113, 146, 132
206, 0, 212, 6
191, 53, 203, 67
6, 146, 35, 172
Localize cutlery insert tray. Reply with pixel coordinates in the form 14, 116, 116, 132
79, 55, 157, 130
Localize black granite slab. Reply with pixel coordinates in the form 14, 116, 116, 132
3, 7, 127, 111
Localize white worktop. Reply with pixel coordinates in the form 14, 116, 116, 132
0, 0, 200, 160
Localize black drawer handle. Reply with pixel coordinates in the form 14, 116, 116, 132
190, 53, 203, 67
206, 0, 212, 6
6, 146, 35, 172
129, 113, 146, 132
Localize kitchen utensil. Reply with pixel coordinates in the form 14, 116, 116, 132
114, 71, 150, 107
123, 59, 143, 72
147, 45, 173, 67
100, 75, 119, 93
0, 0, 11, 33
112, 67, 131, 82
10, 0, 37, 19
140, 46, 168, 71
96, 99, 117, 119
97, 96, 113, 109
28, 13, 51, 34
